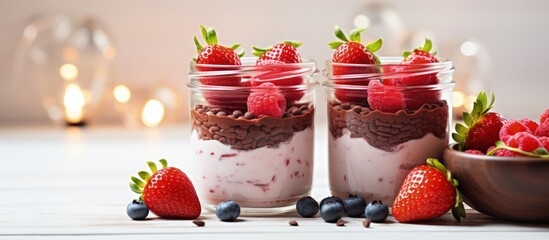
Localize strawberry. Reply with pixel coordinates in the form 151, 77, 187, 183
129, 159, 201, 219
194, 25, 247, 110
367, 80, 405, 113
253, 41, 302, 64
194, 25, 244, 86
452, 91, 508, 152
329, 26, 383, 104
392, 158, 465, 223
252, 42, 304, 103
384, 39, 441, 110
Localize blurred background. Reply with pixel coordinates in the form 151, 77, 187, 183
1, 0, 548, 127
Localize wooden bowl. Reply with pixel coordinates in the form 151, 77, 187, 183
443, 143, 549, 222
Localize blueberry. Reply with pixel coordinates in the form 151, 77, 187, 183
343, 194, 366, 217
319, 196, 344, 208
319, 201, 345, 223
216, 200, 241, 221
364, 200, 389, 223
296, 196, 319, 217
126, 199, 149, 220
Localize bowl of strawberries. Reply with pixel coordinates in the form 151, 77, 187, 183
443, 91, 549, 222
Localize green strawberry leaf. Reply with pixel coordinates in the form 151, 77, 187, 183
147, 161, 157, 173
365, 38, 383, 53
230, 43, 241, 50
349, 28, 365, 42
328, 41, 344, 49
334, 25, 349, 42
206, 27, 218, 45
455, 123, 468, 135
159, 159, 168, 169
237, 50, 245, 58
252, 46, 267, 57
131, 176, 145, 188
463, 112, 473, 127
193, 35, 203, 54
129, 182, 142, 194
422, 38, 433, 52
283, 41, 302, 48
452, 133, 465, 143
200, 25, 208, 44
138, 171, 151, 182
402, 51, 412, 58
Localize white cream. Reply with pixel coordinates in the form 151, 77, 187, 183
189, 128, 314, 208
328, 130, 447, 206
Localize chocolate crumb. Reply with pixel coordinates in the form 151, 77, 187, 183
336, 219, 346, 226
193, 220, 205, 227
232, 110, 243, 118
288, 220, 298, 226
244, 112, 255, 120
363, 219, 371, 228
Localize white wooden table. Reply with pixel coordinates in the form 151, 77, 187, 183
1, 126, 548, 240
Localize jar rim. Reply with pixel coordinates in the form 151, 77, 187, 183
190, 57, 317, 69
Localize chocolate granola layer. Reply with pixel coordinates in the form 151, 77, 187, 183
328, 101, 448, 151
192, 104, 314, 151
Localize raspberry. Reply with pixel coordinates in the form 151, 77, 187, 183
540, 108, 549, 124
499, 120, 530, 142
367, 80, 405, 113
535, 119, 549, 137
505, 132, 543, 152
494, 149, 521, 157
247, 82, 286, 118
538, 136, 549, 151
518, 118, 539, 133
251, 60, 304, 103
464, 149, 484, 155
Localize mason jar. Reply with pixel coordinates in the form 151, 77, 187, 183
187, 57, 317, 214
324, 57, 454, 205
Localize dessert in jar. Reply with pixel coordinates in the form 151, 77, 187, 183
324, 29, 454, 205
187, 26, 317, 213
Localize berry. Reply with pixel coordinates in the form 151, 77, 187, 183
343, 194, 366, 217
251, 59, 304, 103
494, 149, 522, 157
194, 25, 244, 86
319, 196, 344, 208
126, 199, 149, 220
329, 26, 383, 104
499, 120, 530, 142
464, 149, 484, 155
367, 80, 405, 113
453, 92, 507, 152
296, 196, 319, 218
129, 159, 201, 219
215, 200, 241, 222
392, 158, 465, 223
253, 41, 302, 64
505, 132, 543, 152
538, 136, 549, 150
383, 39, 440, 110
518, 118, 539, 133
535, 119, 549, 137
319, 201, 345, 223
540, 108, 549, 124
364, 200, 389, 223
247, 83, 286, 118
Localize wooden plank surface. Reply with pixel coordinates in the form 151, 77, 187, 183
0, 126, 548, 239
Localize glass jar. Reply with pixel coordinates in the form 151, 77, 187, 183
324, 57, 454, 205
187, 57, 317, 214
